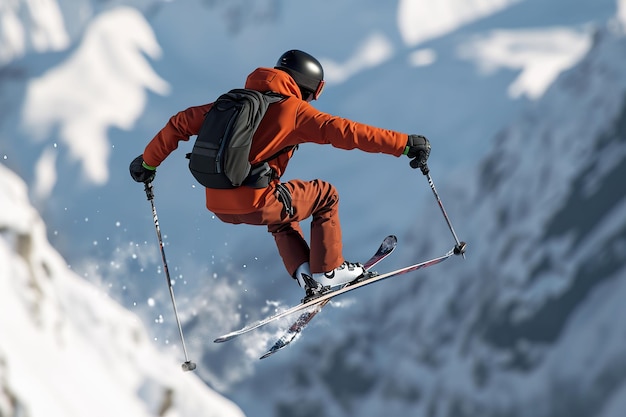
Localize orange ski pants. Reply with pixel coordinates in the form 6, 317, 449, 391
215, 179, 343, 276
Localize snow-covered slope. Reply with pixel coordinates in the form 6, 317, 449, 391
2, 0, 625, 416
0, 162, 244, 417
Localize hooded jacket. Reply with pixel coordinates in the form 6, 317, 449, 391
142, 67, 408, 214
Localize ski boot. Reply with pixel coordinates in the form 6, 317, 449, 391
312, 261, 365, 287
294, 263, 327, 302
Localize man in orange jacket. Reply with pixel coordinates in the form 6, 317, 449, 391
130, 50, 430, 298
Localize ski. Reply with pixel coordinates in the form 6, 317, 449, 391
214, 241, 462, 344
260, 235, 397, 359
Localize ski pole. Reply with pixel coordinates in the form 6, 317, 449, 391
144, 181, 197, 372
411, 159, 466, 257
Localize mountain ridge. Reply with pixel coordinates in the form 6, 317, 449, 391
0, 161, 245, 416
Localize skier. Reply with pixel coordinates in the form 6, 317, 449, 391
130, 49, 431, 297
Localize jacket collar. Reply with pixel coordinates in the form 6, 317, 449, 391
244, 67, 303, 100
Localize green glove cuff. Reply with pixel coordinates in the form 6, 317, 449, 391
142, 161, 156, 170
402, 146, 410, 156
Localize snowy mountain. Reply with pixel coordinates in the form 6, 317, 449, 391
0, 163, 245, 416
234, 17, 626, 417
2, 0, 626, 416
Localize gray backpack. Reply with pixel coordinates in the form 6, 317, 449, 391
187, 89, 283, 189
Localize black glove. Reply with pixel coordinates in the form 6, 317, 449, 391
129, 155, 156, 183
404, 134, 431, 174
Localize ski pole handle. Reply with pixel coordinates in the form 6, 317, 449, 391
409, 152, 430, 175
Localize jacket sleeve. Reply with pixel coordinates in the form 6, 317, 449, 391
142, 103, 213, 167
292, 102, 408, 157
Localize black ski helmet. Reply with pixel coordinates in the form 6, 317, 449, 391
275, 50, 325, 100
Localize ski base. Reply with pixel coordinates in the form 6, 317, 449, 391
214, 235, 396, 343
214, 237, 463, 346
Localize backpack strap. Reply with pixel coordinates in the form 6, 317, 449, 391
185, 90, 291, 189
241, 163, 273, 188
256, 144, 298, 167
243, 144, 298, 188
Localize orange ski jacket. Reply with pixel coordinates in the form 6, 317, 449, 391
142, 67, 408, 214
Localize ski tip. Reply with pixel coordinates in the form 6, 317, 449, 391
259, 347, 284, 360
381, 235, 398, 252
260, 339, 291, 359
259, 351, 274, 360
385, 235, 398, 244
214, 334, 234, 343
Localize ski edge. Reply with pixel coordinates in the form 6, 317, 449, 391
214, 235, 397, 344
259, 235, 398, 359
215, 243, 455, 344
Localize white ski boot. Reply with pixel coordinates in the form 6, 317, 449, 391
294, 261, 365, 301
293, 262, 324, 301
312, 261, 365, 288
